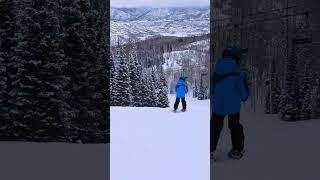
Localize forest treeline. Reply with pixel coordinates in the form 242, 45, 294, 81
110, 34, 210, 105
0, 0, 109, 143
211, 0, 320, 121
110, 44, 169, 108
117, 34, 209, 68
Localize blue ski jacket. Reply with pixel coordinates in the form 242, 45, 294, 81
211, 58, 248, 115
176, 79, 188, 98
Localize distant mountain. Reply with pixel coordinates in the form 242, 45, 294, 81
111, 7, 209, 21
110, 7, 210, 45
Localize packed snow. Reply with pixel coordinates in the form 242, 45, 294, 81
111, 94, 320, 180
212, 101, 320, 180
0, 142, 109, 180
110, 95, 210, 180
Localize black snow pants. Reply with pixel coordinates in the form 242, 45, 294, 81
174, 97, 186, 110
210, 112, 245, 152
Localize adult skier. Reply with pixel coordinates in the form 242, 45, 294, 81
174, 77, 188, 112
211, 47, 249, 160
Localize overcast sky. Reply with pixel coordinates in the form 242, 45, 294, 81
110, 0, 209, 8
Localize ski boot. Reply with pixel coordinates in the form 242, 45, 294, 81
181, 108, 186, 112
227, 149, 244, 160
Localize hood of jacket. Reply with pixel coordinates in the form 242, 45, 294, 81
215, 58, 240, 75
177, 79, 185, 86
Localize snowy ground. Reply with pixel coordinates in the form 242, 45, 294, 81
0, 142, 109, 180
111, 95, 320, 180
111, 95, 210, 180
212, 102, 320, 180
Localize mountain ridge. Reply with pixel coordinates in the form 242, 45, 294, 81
111, 7, 209, 21
110, 7, 209, 45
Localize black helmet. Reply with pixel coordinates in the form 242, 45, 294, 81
223, 47, 248, 62
180, 76, 188, 81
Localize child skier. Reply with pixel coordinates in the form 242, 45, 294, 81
174, 77, 188, 112
211, 47, 249, 160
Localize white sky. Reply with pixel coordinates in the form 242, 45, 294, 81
110, 0, 209, 8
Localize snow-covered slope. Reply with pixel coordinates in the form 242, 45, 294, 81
110, 93, 320, 180
212, 101, 320, 180
110, 7, 209, 45
111, 95, 210, 180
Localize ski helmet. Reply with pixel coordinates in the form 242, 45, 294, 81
180, 76, 188, 81
223, 47, 248, 62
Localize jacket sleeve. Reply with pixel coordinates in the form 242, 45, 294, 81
185, 85, 188, 93
211, 72, 216, 96
238, 72, 249, 101
211, 61, 219, 97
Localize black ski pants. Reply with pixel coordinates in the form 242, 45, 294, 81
174, 97, 186, 110
210, 112, 245, 152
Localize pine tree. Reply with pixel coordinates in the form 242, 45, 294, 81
299, 63, 312, 120
37, 1, 68, 141
279, 46, 299, 121
7, 0, 67, 141
148, 68, 159, 107
128, 46, 142, 107
193, 80, 198, 98
0, 0, 18, 139
0, 52, 5, 107
110, 53, 117, 106
113, 46, 131, 106
151, 67, 161, 107
79, 0, 107, 143
111, 46, 121, 106
271, 74, 281, 114
95, 32, 110, 143
264, 80, 271, 114
311, 79, 320, 119
142, 69, 155, 107
157, 68, 169, 108
264, 60, 281, 114
0, 0, 109, 143
61, 0, 88, 142
140, 74, 150, 106
86, 1, 110, 143
102, 2, 110, 143
135, 60, 145, 107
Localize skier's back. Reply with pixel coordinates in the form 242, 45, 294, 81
211, 47, 248, 160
